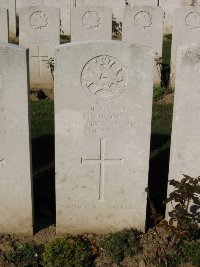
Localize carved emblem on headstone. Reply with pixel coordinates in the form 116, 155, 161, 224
185, 12, 200, 30
82, 11, 101, 30
134, 11, 152, 29
81, 55, 127, 98
29, 11, 49, 30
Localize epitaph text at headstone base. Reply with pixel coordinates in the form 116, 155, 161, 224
0, 43, 33, 234
71, 6, 112, 41
19, 6, 60, 91
0, 0, 16, 37
55, 41, 154, 234
170, 6, 200, 88
123, 6, 163, 86
167, 43, 200, 218
0, 8, 8, 42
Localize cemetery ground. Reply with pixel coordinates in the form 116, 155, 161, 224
0, 99, 199, 267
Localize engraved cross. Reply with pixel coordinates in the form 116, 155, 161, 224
81, 138, 123, 201
32, 47, 48, 77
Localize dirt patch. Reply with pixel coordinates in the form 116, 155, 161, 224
155, 92, 174, 105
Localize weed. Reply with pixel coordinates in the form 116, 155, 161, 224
42, 236, 96, 267
100, 228, 142, 264
6, 242, 39, 267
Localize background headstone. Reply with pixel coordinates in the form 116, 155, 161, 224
159, 0, 190, 34
0, 43, 33, 234
132, 0, 158, 6
71, 6, 112, 42
167, 42, 200, 217
123, 6, 164, 85
0, 0, 16, 37
171, 6, 200, 88
55, 41, 154, 234
0, 8, 8, 42
19, 6, 60, 94
21, 0, 71, 35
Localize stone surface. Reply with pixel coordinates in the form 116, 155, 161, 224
0, 43, 33, 234
0, 0, 16, 37
73, 0, 134, 22
21, 0, 71, 35
55, 41, 154, 234
171, 6, 200, 88
167, 42, 200, 216
71, 6, 112, 42
0, 8, 8, 42
132, 0, 158, 6
123, 6, 163, 85
159, 0, 190, 34
19, 6, 60, 91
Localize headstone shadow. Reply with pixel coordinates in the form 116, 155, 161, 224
31, 135, 55, 233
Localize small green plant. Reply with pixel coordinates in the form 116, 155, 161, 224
100, 228, 142, 264
42, 236, 96, 267
6, 242, 39, 267
46, 57, 54, 80
153, 86, 164, 101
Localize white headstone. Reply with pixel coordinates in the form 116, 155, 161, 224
0, 0, 16, 37
132, 0, 158, 6
0, 43, 33, 234
123, 6, 163, 85
71, 6, 112, 42
159, 0, 190, 34
21, 0, 71, 36
0, 8, 8, 42
167, 42, 200, 216
55, 41, 154, 234
171, 6, 200, 88
19, 6, 60, 92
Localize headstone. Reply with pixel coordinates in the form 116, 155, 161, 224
71, 6, 112, 42
167, 42, 200, 216
123, 6, 163, 86
0, 8, 8, 42
0, 0, 16, 37
0, 43, 33, 234
55, 41, 154, 234
73, 0, 134, 23
21, 0, 71, 36
132, 0, 158, 6
171, 6, 200, 88
19, 6, 60, 94
159, 0, 190, 34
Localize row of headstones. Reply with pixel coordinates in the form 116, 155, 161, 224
1, 0, 200, 37
0, 39, 198, 234
2, 4, 200, 92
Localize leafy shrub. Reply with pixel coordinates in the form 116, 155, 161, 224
100, 228, 142, 264
42, 236, 96, 267
6, 242, 39, 267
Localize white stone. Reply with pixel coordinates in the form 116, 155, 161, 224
171, 6, 200, 88
123, 6, 163, 85
19, 6, 60, 91
0, 43, 33, 234
55, 41, 154, 234
0, 8, 8, 42
159, 0, 190, 34
132, 0, 157, 6
21, 0, 71, 35
167, 42, 200, 217
73, 0, 133, 21
0, 0, 16, 37
71, 6, 112, 42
